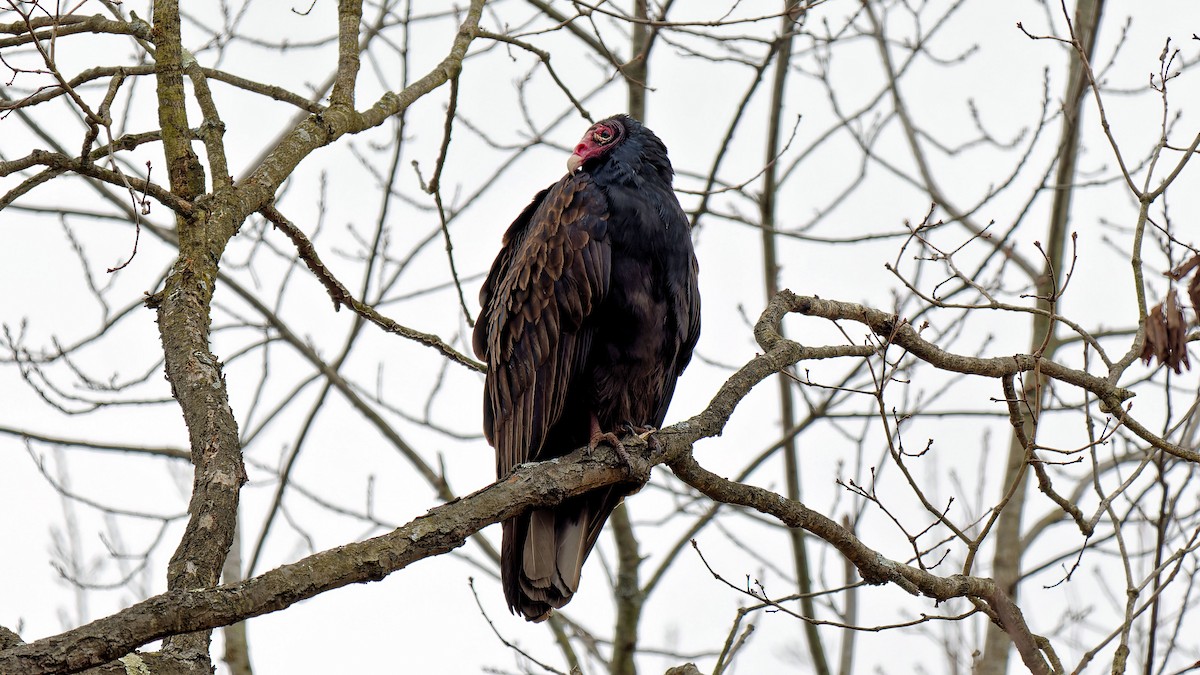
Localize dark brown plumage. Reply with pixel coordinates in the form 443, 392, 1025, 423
474, 115, 700, 621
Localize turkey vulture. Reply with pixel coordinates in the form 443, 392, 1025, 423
473, 114, 701, 621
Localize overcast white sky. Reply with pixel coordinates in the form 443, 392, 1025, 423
3, 1, 1200, 673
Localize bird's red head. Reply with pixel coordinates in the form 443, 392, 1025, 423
567, 118, 626, 173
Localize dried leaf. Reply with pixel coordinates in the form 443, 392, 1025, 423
1142, 292, 1192, 373
1167, 253, 1200, 281
1141, 302, 1167, 366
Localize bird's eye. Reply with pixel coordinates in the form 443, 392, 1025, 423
593, 128, 612, 144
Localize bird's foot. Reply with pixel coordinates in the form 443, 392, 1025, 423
588, 427, 630, 466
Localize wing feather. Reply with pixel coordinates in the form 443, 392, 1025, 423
474, 173, 611, 478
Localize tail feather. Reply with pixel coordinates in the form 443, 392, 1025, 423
522, 509, 560, 587
502, 492, 620, 621
552, 507, 589, 593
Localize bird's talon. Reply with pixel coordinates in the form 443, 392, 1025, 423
588, 430, 630, 466
614, 442, 631, 466
646, 434, 663, 455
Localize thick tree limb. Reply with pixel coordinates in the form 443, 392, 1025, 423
0, 442, 653, 675
330, 0, 363, 108
152, 0, 231, 666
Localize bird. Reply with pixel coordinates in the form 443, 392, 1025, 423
473, 114, 701, 622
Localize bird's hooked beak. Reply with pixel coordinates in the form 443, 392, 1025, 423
568, 135, 597, 174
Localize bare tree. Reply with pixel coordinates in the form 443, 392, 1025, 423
3, 1, 1200, 673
